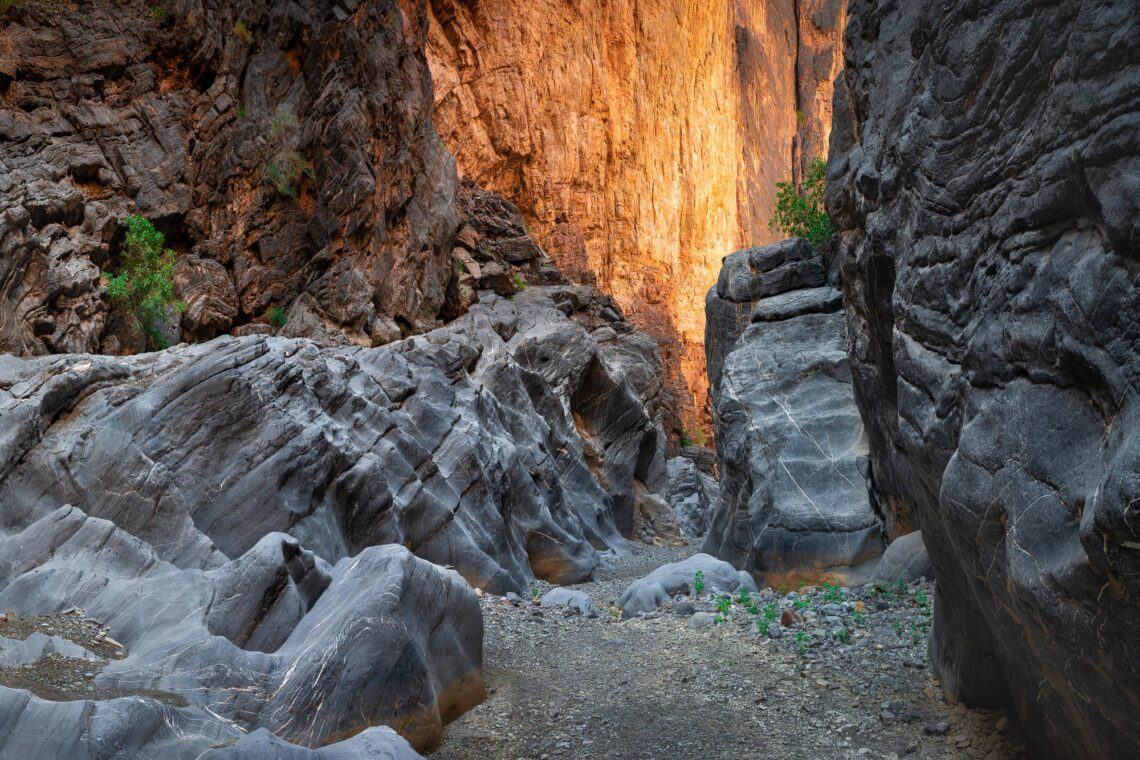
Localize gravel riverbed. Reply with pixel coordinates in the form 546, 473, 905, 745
431, 542, 1029, 760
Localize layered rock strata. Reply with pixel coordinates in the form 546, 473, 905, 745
426, 0, 846, 426
0, 0, 455, 355
703, 239, 881, 586
830, 2, 1140, 757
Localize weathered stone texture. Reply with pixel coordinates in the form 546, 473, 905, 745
831, 2, 1140, 757
0, 0, 456, 354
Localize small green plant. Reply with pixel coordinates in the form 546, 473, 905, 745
896, 574, 908, 596
680, 430, 692, 447
714, 596, 732, 616
233, 19, 252, 42
262, 105, 314, 199
795, 109, 806, 125
736, 589, 751, 606
512, 273, 527, 291
756, 617, 770, 637
768, 156, 834, 248
838, 628, 852, 645
268, 305, 287, 330
893, 621, 905, 637
763, 603, 779, 622
456, 259, 466, 274
796, 631, 808, 656
530, 587, 540, 599
851, 610, 866, 627
714, 613, 725, 625
793, 596, 810, 610
913, 587, 930, 611
104, 215, 185, 351
821, 582, 843, 604
778, 583, 788, 595
693, 570, 705, 597
237, 105, 248, 119
150, 4, 166, 22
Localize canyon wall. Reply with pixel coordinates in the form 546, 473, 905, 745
831, 1, 1140, 757
0, 0, 456, 355
426, 0, 845, 429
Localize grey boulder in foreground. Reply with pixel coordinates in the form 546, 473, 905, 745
0, 506, 481, 757
831, 0, 1140, 756
617, 553, 758, 618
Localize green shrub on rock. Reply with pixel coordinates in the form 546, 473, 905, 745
768, 157, 834, 248
104, 215, 184, 350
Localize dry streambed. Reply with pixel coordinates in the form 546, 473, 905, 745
431, 543, 1029, 760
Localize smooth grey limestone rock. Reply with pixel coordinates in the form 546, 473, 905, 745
750, 286, 842, 323
830, 1, 1140, 756
617, 554, 757, 618
702, 311, 882, 586
0, 506, 477, 755
0, 287, 665, 594
868, 531, 932, 585
667, 456, 719, 537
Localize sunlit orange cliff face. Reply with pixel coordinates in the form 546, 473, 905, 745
426, 0, 844, 433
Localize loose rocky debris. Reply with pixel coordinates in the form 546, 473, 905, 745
432, 543, 1029, 760
0, 610, 185, 705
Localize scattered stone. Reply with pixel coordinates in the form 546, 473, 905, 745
688, 613, 715, 630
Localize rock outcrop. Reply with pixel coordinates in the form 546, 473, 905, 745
0, 507, 476, 756
703, 239, 881, 587
666, 457, 719, 538
426, 0, 846, 426
0, 0, 456, 355
617, 553, 758, 618
0, 286, 665, 594
830, 2, 1140, 757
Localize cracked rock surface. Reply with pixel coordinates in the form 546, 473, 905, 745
830, 1, 1140, 757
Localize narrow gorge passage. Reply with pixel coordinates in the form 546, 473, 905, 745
431, 542, 1026, 760
0, 1, 1136, 758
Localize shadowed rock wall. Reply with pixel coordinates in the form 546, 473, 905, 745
830, 2, 1140, 757
426, 0, 846, 429
0, 0, 456, 354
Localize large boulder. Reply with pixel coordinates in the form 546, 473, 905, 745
830, 1, 1140, 757
703, 241, 882, 587
868, 531, 932, 585
0, 286, 664, 594
617, 554, 757, 618
0, 506, 472, 756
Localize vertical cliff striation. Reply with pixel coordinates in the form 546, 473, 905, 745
831, 2, 1140, 757
426, 0, 845, 430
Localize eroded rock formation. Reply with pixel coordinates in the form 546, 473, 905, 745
0, 0, 455, 354
426, 0, 846, 427
0, 507, 476, 756
703, 238, 881, 587
831, 2, 1140, 757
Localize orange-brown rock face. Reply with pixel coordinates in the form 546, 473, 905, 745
427, 0, 845, 431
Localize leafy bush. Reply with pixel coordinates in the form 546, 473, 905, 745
105, 215, 185, 350
693, 570, 705, 597
768, 157, 834, 248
